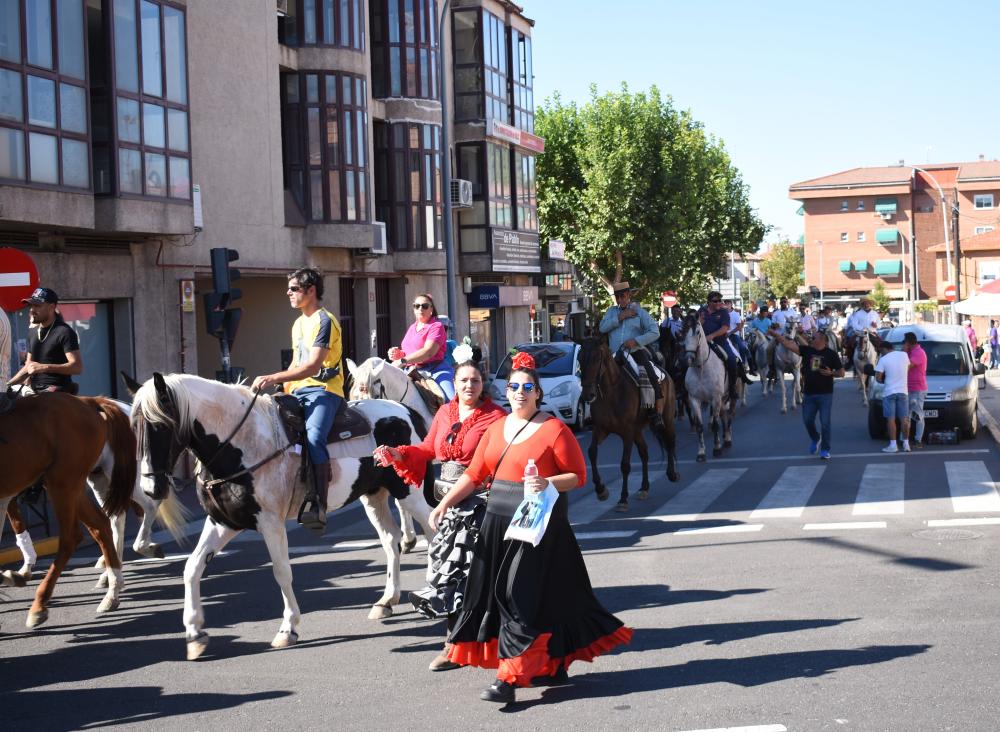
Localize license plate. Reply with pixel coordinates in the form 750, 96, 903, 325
924, 409, 939, 418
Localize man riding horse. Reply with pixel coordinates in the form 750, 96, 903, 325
844, 298, 881, 367
598, 282, 665, 427
699, 291, 752, 404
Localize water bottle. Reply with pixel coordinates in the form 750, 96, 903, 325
523, 459, 539, 498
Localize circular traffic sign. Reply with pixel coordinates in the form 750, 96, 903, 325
0, 248, 39, 313
944, 284, 957, 303
661, 291, 678, 308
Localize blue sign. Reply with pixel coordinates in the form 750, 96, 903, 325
468, 285, 500, 309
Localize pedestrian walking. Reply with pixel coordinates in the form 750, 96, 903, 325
903, 332, 928, 449
771, 329, 844, 459
874, 341, 911, 453
989, 320, 999, 370
373, 359, 506, 671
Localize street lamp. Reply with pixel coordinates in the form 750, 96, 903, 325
817, 240, 823, 308
436, 0, 456, 338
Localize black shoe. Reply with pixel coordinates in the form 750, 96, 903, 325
531, 665, 569, 687
298, 462, 331, 534
480, 679, 516, 703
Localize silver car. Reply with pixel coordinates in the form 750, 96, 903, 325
489, 342, 588, 431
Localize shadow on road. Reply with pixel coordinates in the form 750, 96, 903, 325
625, 617, 859, 653
597, 584, 769, 614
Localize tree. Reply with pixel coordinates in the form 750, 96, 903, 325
869, 281, 891, 315
761, 242, 804, 299
536, 86, 767, 309
741, 279, 767, 306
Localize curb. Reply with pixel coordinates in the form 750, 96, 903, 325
977, 403, 1000, 448
0, 536, 60, 566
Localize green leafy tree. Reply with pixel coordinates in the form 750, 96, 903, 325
536, 86, 767, 309
869, 280, 891, 315
741, 279, 768, 306
761, 242, 804, 299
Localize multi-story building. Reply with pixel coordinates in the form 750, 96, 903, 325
1, 0, 559, 393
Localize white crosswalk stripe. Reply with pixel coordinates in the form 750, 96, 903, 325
750, 466, 825, 519
646, 468, 747, 522
945, 461, 1000, 513
853, 462, 905, 515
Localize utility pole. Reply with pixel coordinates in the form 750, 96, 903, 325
436, 0, 456, 339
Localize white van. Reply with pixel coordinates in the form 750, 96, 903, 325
867, 323, 986, 438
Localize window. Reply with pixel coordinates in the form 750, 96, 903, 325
856, 200, 865, 211
373, 120, 441, 250
279, 0, 365, 51
840, 232, 849, 243
514, 150, 536, 231
857, 231, 865, 242
371, 0, 437, 100
457, 140, 528, 251
453, 8, 507, 123
0, 0, 90, 188
281, 71, 369, 223
975, 226, 995, 235
974, 193, 995, 209
102, 0, 190, 198
840, 201, 848, 211
511, 28, 533, 132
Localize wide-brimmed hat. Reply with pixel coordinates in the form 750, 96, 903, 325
859, 297, 874, 306
612, 281, 631, 294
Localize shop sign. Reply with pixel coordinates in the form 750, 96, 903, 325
492, 229, 541, 273
548, 239, 566, 261
468, 285, 500, 309
487, 119, 546, 154
467, 285, 539, 309
549, 301, 570, 315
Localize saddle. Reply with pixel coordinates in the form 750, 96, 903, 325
407, 368, 446, 413
273, 393, 372, 447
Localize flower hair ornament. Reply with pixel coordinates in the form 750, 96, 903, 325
451, 343, 475, 364
511, 351, 536, 370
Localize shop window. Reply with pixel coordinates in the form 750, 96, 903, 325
373, 119, 441, 250
371, 0, 437, 100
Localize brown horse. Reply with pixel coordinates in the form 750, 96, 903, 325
0, 393, 135, 628
579, 338, 681, 511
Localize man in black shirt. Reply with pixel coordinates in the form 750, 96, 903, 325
771, 327, 844, 459
9, 287, 82, 394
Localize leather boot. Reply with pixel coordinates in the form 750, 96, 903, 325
298, 461, 331, 534
738, 362, 752, 384
648, 400, 665, 429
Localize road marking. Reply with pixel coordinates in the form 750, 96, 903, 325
926, 517, 1000, 527
671, 523, 764, 535
803, 521, 887, 531
945, 461, 1000, 513
575, 530, 637, 540
750, 466, 825, 518
679, 725, 787, 732
853, 462, 905, 515
647, 468, 747, 521
662, 448, 990, 465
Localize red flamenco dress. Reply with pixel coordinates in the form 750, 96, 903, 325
446, 417, 632, 687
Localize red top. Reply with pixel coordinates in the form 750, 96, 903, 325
390, 398, 506, 486
465, 417, 588, 488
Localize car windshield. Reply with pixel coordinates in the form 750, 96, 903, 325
496, 345, 577, 379
892, 341, 970, 376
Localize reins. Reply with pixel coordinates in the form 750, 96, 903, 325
201, 388, 263, 473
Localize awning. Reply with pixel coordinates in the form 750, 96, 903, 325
854, 260, 869, 271
873, 259, 902, 276
875, 197, 898, 214
796, 205, 805, 216
838, 260, 853, 272
797, 234, 805, 245
875, 228, 898, 244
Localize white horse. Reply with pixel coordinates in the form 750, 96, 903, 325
130, 373, 433, 660
853, 329, 877, 406
749, 330, 775, 397
774, 321, 803, 414
683, 316, 733, 461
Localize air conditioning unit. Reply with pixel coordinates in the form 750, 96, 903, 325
450, 179, 473, 208
880, 212, 893, 220
276, 0, 288, 16
354, 221, 388, 256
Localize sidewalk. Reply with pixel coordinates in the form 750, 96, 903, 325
976, 371, 1000, 445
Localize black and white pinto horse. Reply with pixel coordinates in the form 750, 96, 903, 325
130, 373, 433, 660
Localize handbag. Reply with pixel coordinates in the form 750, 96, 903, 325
433, 461, 468, 502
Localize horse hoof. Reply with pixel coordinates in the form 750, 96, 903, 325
712, 448, 723, 457
637, 490, 649, 501
368, 604, 393, 621
781, 408, 787, 415
1, 570, 27, 588
595, 487, 609, 502
95, 556, 107, 570
152, 545, 165, 559
187, 633, 210, 661
668, 471, 681, 482
401, 537, 417, 554
94, 574, 109, 590
271, 630, 299, 649
615, 502, 629, 513
696, 454, 706, 463
723, 440, 732, 448
96, 595, 120, 614
26, 609, 48, 629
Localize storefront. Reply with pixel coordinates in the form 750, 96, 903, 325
467, 284, 537, 376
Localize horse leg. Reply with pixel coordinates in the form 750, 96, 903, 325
26, 486, 83, 629
132, 495, 165, 559
635, 433, 651, 500
0, 498, 27, 588
616, 438, 634, 512
359, 491, 403, 620
76, 492, 124, 613
589, 427, 610, 501
256, 512, 301, 649
711, 402, 723, 457
779, 369, 788, 414
183, 518, 240, 660
690, 397, 706, 462
5, 501, 36, 583
396, 499, 418, 554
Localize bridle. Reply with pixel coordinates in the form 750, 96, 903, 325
683, 322, 710, 368
580, 344, 611, 402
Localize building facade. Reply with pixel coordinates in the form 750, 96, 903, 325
1, 0, 562, 393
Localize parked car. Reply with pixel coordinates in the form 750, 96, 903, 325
488, 342, 588, 431
867, 323, 986, 439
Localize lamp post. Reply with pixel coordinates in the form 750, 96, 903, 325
817, 240, 823, 308
899, 164, 955, 324
436, 0, 456, 338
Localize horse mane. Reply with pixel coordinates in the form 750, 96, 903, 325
133, 374, 254, 443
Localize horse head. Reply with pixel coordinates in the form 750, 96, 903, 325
681, 314, 705, 367
132, 372, 188, 500
578, 337, 611, 404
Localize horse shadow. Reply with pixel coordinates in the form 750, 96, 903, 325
594, 583, 769, 614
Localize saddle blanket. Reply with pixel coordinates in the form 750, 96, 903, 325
623, 352, 667, 383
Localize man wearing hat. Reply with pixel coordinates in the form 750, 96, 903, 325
8, 287, 83, 394
845, 297, 880, 367
599, 281, 664, 425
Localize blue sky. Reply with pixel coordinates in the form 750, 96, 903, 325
529, 0, 998, 250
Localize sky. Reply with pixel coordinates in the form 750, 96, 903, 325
528, 0, 999, 251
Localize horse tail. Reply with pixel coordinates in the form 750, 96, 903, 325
155, 487, 191, 545
94, 398, 138, 517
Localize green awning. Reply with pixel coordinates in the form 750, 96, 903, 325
875, 228, 898, 244
797, 234, 805, 245
874, 259, 902, 276
875, 197, 898, 214
796, 205, 805, 216
838, 260, 853, 272
854, 260, 869, 271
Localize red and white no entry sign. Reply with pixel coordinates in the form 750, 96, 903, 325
0, 248, 39, 313
661, 291, 678, 308
944, 284, 957, 303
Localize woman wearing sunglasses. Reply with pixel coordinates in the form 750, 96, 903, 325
387, 293, 455, 401
373, 357, 506, 671
428, 352, 632, 704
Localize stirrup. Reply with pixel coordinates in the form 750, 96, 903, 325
298, 493, 327, 533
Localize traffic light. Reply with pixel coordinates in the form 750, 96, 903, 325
210, 247, 241, 308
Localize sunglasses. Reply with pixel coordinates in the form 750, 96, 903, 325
506, 382, 536, 393
412, 302, 431, 310
709, 299, 722, 304
287, 285, 303, 293
445, 421, 462, 446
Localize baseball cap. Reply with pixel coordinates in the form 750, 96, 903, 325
22, 287, 59, 305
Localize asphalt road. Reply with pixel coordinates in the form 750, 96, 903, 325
3, 376, 1000, 731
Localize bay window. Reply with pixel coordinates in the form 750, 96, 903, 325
370, 0, 438, 100
373, 119, 441, 250
280, 0, 365, 51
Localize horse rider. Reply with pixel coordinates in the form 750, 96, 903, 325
816, 305, 835, 332
747, 305, 775, 378
725, 300, 755, 375
8, 288, 83, 396
844, 297, 880, 367
699, 291, 751, 403
599, 281, 664, 426
797, 302, 817, 336
663, 304, 684, 340
771, 297, 796, 329
252, 268, 344, 534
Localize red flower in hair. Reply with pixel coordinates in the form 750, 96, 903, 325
511, 351, 536, 370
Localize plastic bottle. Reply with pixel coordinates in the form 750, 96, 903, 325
523, 458, 538, 498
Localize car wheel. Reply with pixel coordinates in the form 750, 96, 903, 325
962, 404, 979, 439
572, 398, 586, 432
868, 404, 886, 439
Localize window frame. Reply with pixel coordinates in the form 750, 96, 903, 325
975, 226, 995, 235
280, 0, 366, 51
0, 0, 92, 190
857, 231, 865, 242
452, 7, 508, 124
856, 200, 865, 211
373, 119, 442, 251
370, 0, 437, 100
840, 200, 849, 211
974, 193, 995, 209
510, 26, 533, 132
840, 232, 849, 243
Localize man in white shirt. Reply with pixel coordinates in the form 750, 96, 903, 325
797, 303, 817, 334
846, 298, 881, 366
771, 298, 796, 329
725, 300, 753, 373
874, 341, 911, 452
